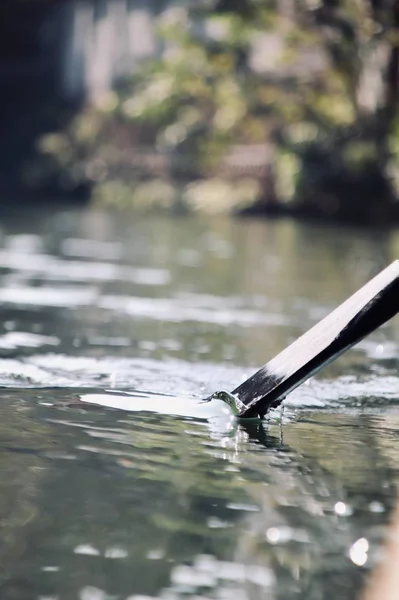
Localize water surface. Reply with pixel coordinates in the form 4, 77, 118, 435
0, 208, 398, 599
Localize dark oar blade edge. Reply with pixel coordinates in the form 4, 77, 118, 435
233, 260, 399, 419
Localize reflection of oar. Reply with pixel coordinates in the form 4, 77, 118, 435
207, 260, 399, 419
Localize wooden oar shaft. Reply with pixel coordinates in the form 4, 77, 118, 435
234, 260, 399, 418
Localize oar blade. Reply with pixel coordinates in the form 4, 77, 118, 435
233, 260, 399, 418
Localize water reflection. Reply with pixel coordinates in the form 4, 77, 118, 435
0, 208, 396, 598
0, 390, 396, 599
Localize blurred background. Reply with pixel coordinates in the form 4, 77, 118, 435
0, 3, 399, 600
3, 0, 399, 224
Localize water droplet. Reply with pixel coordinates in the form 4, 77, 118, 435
266, 527, 280, 544
334, 501, 352, 516
266, 526, 293, 544
74, 544, 100, 556
369, 500, 385, 513
349, 538, 369, 566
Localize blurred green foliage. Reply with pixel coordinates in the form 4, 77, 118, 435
31, 0, 399, 222
106, 0, 399, 222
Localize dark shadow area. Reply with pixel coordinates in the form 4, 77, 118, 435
0, 1, 90, 204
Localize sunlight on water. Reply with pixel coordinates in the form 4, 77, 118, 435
0, 210, 396, 599
99, 294, 288, 326
79, 390, 236, 422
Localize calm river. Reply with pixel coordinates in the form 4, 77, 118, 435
0, 207, 397, 600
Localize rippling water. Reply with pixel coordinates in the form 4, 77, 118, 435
0, 207, 398, 599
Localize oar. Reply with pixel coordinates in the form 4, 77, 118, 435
207, 260, 399, 419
